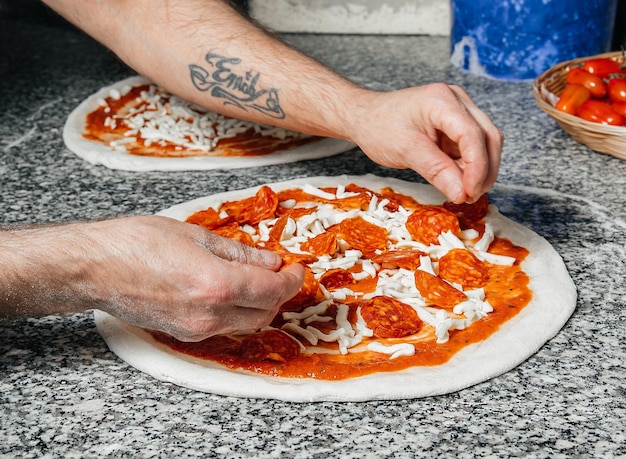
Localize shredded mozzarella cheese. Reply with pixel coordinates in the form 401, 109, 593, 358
248, 184, 509, 356
102, 84, 307, 152
367, 342, 416, 359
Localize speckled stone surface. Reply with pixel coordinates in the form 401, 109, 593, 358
1, 7, 625, 459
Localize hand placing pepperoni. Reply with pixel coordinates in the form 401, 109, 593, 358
279, 267, 323, 313
14, 215, 306, 342
346, 85, 502, 203
359, 296, 422, 338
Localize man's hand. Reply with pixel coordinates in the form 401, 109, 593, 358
347, 83, 503, 204
0, 216, 305, 341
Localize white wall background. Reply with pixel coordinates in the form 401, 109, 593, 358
249, 0, 451, 35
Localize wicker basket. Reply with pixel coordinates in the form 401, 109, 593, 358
533, 51, 626, 161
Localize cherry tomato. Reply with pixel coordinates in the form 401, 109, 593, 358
577, 99, 624, 126
555, 84, 591, 115
608, 77, 626, 103
610, 101, 626, 116
582, 58, 622, 78
565, 67, 607, 98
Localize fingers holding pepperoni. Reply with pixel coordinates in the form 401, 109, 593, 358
279, 267, 323, 313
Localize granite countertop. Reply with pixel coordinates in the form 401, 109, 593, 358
1, 7, 625, 458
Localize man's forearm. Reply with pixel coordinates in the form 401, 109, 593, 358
0, 226, 92, 318
41, 0, 504, 204
42, 0, 364, 140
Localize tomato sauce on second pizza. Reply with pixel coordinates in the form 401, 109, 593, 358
83, 84, 319, 158
149, 184, 533, 380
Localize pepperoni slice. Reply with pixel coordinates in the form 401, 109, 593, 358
414, 269, 467, 309
268, 213, 291, 242
369, 248, 425, 270
276, 188, 319, 204
220, 185, 278, 226
405, 206, 461, 245
240, 329, 301, 362
488, 238, 528, 263
438, 248, 489, 289
250, 185, 280, 225
277, 185, 372, 210
300, 231, 337, 256
319, 268, 356, 291
335, 184, 375, 210
359, 296, 422, 338
196, 335, 241, 357
443, 194, 489, 224
339, 216, 388, 254
219, 196, 255, 224
379, 187, 422, 211
281, 251, 318, 265
276, 205, 316, 219
185, 207, 233, 230
149, 332, 241, 358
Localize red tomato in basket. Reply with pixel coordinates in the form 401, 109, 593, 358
577, 99, 624, 126
582, 58, 622, 78
610, 101, 626, 116
608, 78, 626, 103
565, 67, 607, 98
555, 84, 591, 115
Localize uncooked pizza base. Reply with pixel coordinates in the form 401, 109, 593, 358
63, 76, 355, 171
94, 175, 577, 402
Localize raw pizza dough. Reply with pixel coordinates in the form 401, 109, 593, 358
63, 76, 355, 171
94, 175, 577, 402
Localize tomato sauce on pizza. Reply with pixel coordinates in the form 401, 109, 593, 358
83, 83, 319, 158
149, 183, 532, 380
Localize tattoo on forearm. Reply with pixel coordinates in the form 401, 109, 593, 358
189, 53, 285, 119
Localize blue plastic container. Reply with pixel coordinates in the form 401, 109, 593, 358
450, 0, 619, 80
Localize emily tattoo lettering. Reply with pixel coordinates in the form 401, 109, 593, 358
189, 53, 285, 119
